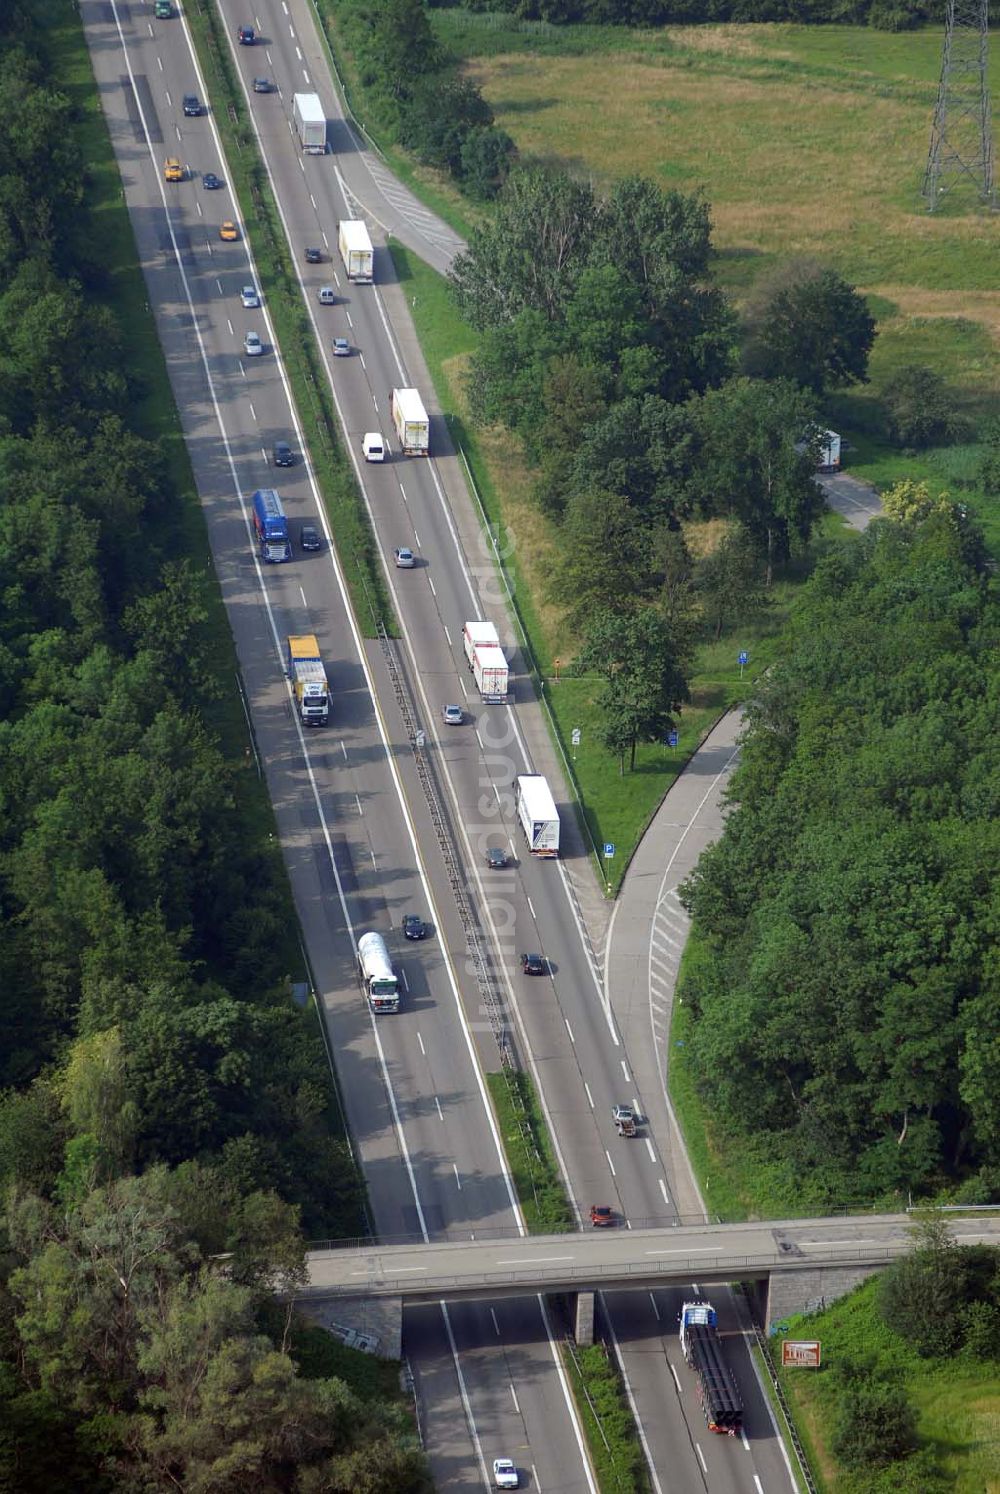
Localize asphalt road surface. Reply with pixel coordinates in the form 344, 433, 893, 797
83, 1, 809, 1490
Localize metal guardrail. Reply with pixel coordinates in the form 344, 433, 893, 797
746, 1308, 819, 1494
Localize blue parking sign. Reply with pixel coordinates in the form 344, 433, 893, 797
603, 842, 615, 859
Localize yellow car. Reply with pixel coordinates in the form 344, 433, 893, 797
219, 220, 239, 242
164, 157, 184, 182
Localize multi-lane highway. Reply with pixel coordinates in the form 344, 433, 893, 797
84, 1, 799, 1489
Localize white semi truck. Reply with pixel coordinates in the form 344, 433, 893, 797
516, 775, 560, 858
390, 387, 430, 456
357, 932, 399, 1013
287, 635, 330, 725
292, 93, 326, 154
337, 219, 374, 282
462, 620, 509, 702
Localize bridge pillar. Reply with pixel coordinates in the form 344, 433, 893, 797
765, 1263, 883, 1333
574, 1291, 595, 1346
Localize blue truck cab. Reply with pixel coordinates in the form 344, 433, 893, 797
252, 489, 291, 562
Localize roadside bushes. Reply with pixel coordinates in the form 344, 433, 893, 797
322, 0, 515, 198
449, 0, 941, 30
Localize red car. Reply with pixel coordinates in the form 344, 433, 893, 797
590, 1205, 615, 1228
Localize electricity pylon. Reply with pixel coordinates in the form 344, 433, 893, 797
922, 0, 995, 209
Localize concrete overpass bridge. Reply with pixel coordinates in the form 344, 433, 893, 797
302, 1213, 1000, 1352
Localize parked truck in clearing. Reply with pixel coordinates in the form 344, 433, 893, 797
462, 620, 508, 702
251, 489, 291, 563
515, 775, 560, 858
390, 387, 430, 457
679, 1302, 743, 1436
357, 932, 399, 1014
337, 220, 374, 283
292, 93, 326, 154
287, 635, 330, 725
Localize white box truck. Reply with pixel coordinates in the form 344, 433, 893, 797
516, 775, 560, 858
357, 931, 399, 1013
472, 643, 508, 703
391, 387, 430, 456
463, 619, 500, 665
338, 220, 373, 282
292, 93, 326, 154
287, 635, 330, 725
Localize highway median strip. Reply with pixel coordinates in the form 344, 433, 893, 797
185, 0, 394, 635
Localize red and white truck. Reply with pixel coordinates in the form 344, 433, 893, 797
463, 620, 508, 702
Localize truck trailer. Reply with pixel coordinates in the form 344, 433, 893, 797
337, 220, 374, 282
287, 635, 330, 725
390, 387, 430, 457
463, 620, 500, 664
472, 644, 508, 703
679, 1302, 743, 1436
292, 93, 326, 154
516, 775, 560, 858
251, 489, 291, 563
357, 932, 399, 1014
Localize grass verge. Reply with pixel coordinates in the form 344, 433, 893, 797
774, 1276, 1000, 1492
562, 1340, 650, 1494
184, 0, 393, 635
486, 1070, 573, 1233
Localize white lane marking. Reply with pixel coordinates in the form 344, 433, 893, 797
281, 1, 287, 13
349, 1265, 427, 1276
322, 230, 329, 247
649, 1293, 660, 1321
427, 576, 437, 597
296, 45, 303, 61
359, 353, 366, 370
238, 363, 246, 379
491, 1309, 500, 1336
532, 1468, 540, 1492
413, 528, 421, 546
346, 310, 354, 328
753, 1477, 763, 1493
695, 1443, 707, 1474
288, 23, 295, 37
334, 271, 341, 288
444, 625, 453, 647
605, 1149, 616, 1177
354, 794, 362, 816
303, 69, 311, 85
399, 968, 410, 992
260, 446, 267, 463
565, 1019, 575, 1045
584, 1082, 594, 1109
435, 1097, 443, 1121
459, 676, 469, 699
299, 586, 307, 607
216, 278, 223, 294
416, 1031, 426, 1056
310, 193, 317, 211
372, 395, 379, 411
743, 1429, 752, 1453
495, 1256, 574, 1265
621, 1060, 631, 1082
670, 1363, 682, 1393
508, 838, 516, 855
156, 54, 162, 68
196, 200, 203, 217
509, 1383, 520, 1415
340, 739, 348, 760
526, 896, 536, 918
370, 851, 377, 871
644, 1246, 725, 1256
453, 1164, 462, 1191
659, 1179, 670, 1206
165, 89, 172, 106
249, 402, 257, 421
298, 157, 305, 173
645, 1138, 656, 1162
226, 318, 234, 335
494, 784, 502, 804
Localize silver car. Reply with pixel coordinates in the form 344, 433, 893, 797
318, 286, 337, 305
442, 704, 463, 726
241, 284, 260, 308
394, 547, 415, 569
243, 331, 263, 356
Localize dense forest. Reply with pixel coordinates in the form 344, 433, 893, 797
679, 499, 999, 1207
434, 0, 942, 31
0, 3, 427, 1487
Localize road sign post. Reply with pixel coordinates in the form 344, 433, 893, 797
738, 650, 749, 679
781, 1340, 822, 1368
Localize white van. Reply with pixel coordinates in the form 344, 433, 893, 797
362, 431, 385, 462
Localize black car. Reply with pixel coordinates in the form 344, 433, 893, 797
486, 846, 509, 870
520, 952, 546, 975
237, 24, 255, 44
253, 76, 272, 93
300, 524, 322, 552
273, 440, 294, 467
202, 172, 222, 190
182, 94, 201, 116
402, 914, 428, 940
305, 246, 323, 264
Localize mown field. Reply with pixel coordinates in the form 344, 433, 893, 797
436, 14, 1000, 532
